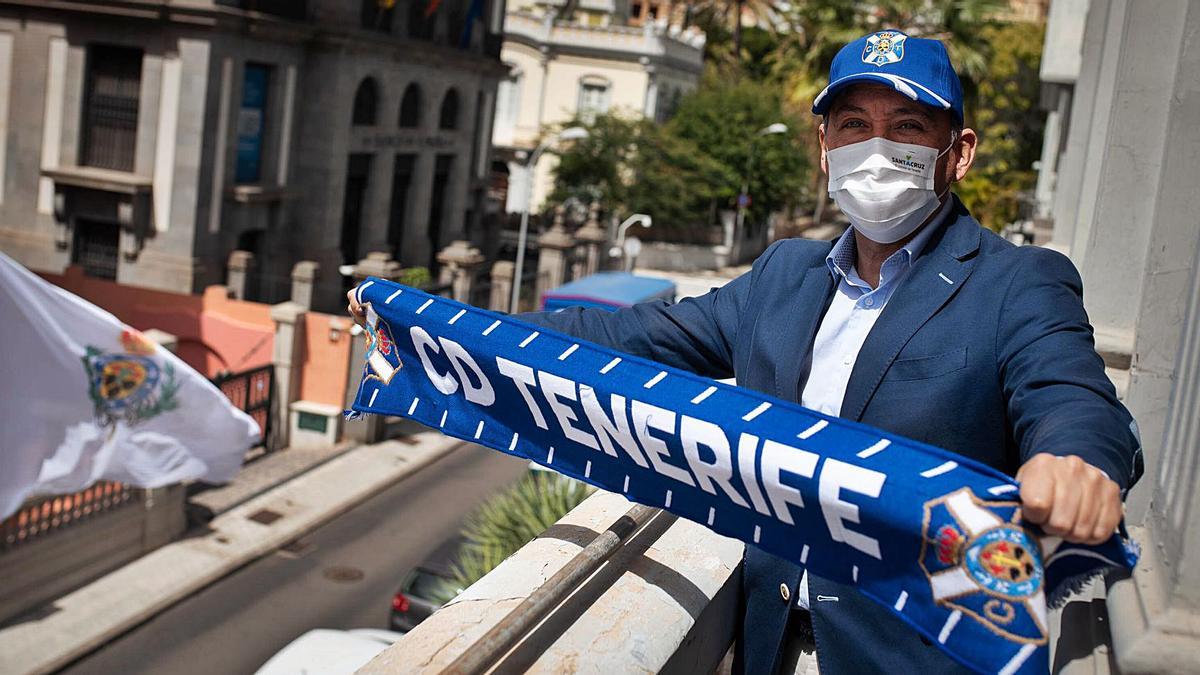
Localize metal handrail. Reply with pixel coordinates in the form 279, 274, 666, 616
446, 504, 662, 673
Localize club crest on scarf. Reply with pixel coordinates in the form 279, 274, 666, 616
862, 31, 907, 67
920, 488, 1049, 645
82, 329, 179, 429
363, 307, 402, 385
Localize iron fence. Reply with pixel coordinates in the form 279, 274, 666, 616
1, 481, 135, 552
212, 364, 274, 451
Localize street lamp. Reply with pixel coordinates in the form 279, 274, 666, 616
511, 126, 590, 313
611, 213, 652, 272
733, 122, 788, 248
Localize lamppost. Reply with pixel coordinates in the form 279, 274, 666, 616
611, 213, 652, 272
733, 122, 788, 246
511, 126, 590, 312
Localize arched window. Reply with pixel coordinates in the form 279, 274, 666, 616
399, 83, 422, 128
439, 88, 459, 130
352, 78, 379, 126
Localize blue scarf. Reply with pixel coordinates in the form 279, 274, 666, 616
349, 279, 1138, 675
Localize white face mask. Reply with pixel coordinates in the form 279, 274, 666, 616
825, 135, 954, 244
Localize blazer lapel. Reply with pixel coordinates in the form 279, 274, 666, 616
840, 206, 982, 421
776, 262, 835, 402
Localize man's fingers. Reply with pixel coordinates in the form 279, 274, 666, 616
1018, 462, 1055, 524
1090, 482, 1123, 545
1068, 467, 1105, 542
1044, 471, 1082, 537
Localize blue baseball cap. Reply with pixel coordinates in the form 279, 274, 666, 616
812, 30, 964, 123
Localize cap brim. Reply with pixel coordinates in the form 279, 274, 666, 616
812, 72, 955, 119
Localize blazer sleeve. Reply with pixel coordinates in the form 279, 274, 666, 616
996, 247, 1144, 490
518, 241, 786, 380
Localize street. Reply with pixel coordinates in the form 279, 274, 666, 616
61, 443, 529, 675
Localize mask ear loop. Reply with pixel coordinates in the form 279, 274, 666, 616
932, 129, 960, 202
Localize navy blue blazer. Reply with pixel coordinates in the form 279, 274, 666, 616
525, 198, 1142, 674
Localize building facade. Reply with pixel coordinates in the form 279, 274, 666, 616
0, 0, 507, 311
491, 0, 704, 214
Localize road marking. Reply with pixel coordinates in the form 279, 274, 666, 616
921, 461, 958, 478
938, 610, 962, 643
474, 420, 484, 439
798, 420, 828, 440
416, 298, 433, 314
742, 402, 771, 422
519, 331, 539, 348
483, 320, 501, 336
558, 344, 579, 361
894, 590, 908, 611
448, 309, 466, 324
857, 439, 891, 458
600, 357, 622, 374
407, 397, 419, 415
691, 385, 717, 405
644, 371, 667, 389
385, 288, 402, 304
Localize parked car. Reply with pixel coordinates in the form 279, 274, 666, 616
541, 271, 676, 312
390, 537, 464, 632
254, 628, 403, 675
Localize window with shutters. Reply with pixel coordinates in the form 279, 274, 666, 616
80, 45, 143, 172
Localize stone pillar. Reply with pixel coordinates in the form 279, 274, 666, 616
353, 251, 403, 284
290, 260, 320, 310
490, 260, 513, 312
535, 206, 575, 309
574, 201, 607, 277
142, 328, 178, 354
226, 250, 254, 300
435, 239, 486, 303
269, 301, 306, 451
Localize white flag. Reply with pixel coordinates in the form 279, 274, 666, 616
0, 252, 260, 520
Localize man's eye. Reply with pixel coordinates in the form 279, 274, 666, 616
842, 120, 866, 128
897, 121, 924, 131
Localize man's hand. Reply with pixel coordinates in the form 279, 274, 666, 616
1017, 454, 1123, 546
347, 288, 367, 328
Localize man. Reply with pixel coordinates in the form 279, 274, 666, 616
349, 30, 1141, 673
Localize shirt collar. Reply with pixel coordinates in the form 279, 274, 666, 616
825, 196, 954, 282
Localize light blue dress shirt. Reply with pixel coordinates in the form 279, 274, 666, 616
794, 198, 952, 610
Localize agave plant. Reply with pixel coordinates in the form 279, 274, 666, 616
430, 472, 595, 604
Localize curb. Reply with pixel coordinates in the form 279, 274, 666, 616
0, 433, 467, 675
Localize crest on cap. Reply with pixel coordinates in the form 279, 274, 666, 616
861, 31, 906, 67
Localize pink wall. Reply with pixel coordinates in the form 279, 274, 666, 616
298, 314, 354, 408
42, 267, 274, 378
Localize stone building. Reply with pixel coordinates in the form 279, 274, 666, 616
491, 0, 705, 214
0, 0, 507, 311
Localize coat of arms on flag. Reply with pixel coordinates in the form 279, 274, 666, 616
862, 31, 906, 66
920, 489, 1049, 645
83, 329, 179, 429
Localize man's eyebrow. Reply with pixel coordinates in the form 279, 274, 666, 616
891, 105, 934, 121
830, 103, 867, 117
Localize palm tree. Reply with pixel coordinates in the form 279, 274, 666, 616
432, 472, 595, 603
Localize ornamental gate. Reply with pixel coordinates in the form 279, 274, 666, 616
211, 364, 273, 452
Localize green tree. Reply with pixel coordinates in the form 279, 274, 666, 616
435, 472, 594, 604
546, 113, 641, 211
956, 22, 1046, 230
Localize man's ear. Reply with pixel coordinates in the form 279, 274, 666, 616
952, 127, 978, 182
818, 123, 829, 176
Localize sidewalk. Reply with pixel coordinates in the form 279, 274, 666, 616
0, 431, 466, 675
